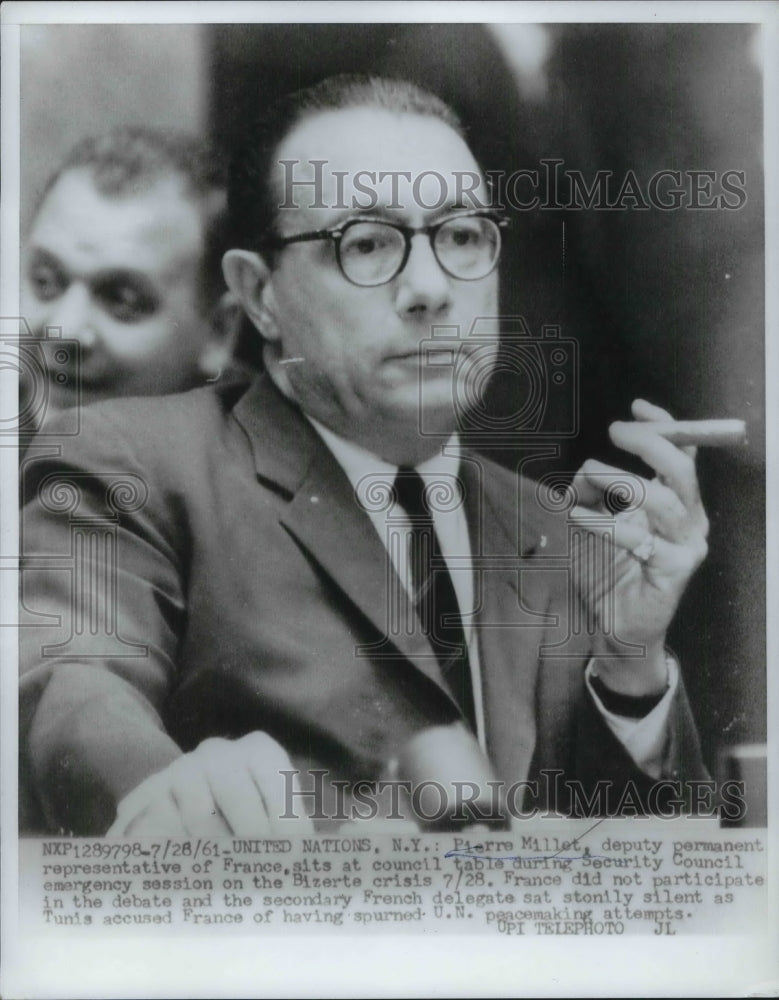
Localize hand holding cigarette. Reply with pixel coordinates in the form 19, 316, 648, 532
566, 398, 714, 695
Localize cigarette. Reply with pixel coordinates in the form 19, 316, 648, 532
652, 419, 747, 447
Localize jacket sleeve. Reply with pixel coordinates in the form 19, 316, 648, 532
20, 405, 187, 834
529, 645, 710, 816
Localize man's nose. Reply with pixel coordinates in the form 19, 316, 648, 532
394, 234, 452, 318
37, 284, 98, 349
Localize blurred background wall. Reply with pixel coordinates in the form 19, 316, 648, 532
20, 22, 765, 787
20, 24, 209, 230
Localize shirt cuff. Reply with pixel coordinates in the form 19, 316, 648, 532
585, 656, 679, 779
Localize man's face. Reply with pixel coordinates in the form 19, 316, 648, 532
260, 108, 500, 459
23, 168, 216, 408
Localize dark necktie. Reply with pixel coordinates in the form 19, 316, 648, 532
393, 467, 476, 731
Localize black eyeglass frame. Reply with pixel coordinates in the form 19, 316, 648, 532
258, 210, 510, 287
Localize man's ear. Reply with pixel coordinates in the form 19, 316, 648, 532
222, 249, 279, 341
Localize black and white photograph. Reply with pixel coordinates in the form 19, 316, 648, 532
1, 3, 776, 997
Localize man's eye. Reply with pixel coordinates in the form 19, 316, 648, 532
451, 228, 477, 246
341, 225, 396, 257
352, 238, 380, 255
97, 284, 158, 323
28, 263, 66, 301
343, 236, 382, 257
444, 223, 482, 247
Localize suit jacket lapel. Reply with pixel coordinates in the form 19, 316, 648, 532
232, 376, 457, 697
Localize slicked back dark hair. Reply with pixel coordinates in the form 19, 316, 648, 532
228, 74, 466, 251
35, 126, 230, 311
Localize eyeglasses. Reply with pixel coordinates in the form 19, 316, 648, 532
260, 211, 508, 287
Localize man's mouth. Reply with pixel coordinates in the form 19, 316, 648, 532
386, 350, 422, 362
388, 342, 479, 362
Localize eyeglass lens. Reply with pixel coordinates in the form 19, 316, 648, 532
338, 216, 501, 286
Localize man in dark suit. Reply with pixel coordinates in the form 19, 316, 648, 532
20, 76, 709, 837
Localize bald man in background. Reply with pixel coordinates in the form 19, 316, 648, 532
21, 126, 244, 422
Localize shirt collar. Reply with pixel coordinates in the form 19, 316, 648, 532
307, 417, 461, 497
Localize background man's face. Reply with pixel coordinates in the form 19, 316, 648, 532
262, 107, 500, 452
23, 168, 215, 408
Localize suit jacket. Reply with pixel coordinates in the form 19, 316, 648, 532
20, 375, 707, 834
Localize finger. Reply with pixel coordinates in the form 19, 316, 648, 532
568, 505, 651, 554
197, 739, 276, 836
570, 500, 709, 581
248, 764, 315, 837
124, 795, 189, 838
569, 507, 671, 568
640, 478, 693, 542
630, 398, 696, 460
573, 453, 705, 543
168, 752, 232, 837
240, 732, 315, 835
608, 421, 702, 511
570, 505, 708, 580
565, 524, 642, 619
631, 398, 674, 422
213, 773, 274, 836
571, 459, 650, 514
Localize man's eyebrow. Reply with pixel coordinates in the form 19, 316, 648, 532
26, 246, 66, 268
90, 268, 160, 291
323, 203, 490, 227
324, 205, 397, 225
283, 205, 396, 233
26, 249, 162, 290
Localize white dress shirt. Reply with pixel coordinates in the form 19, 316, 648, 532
309, 419, 677, 779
